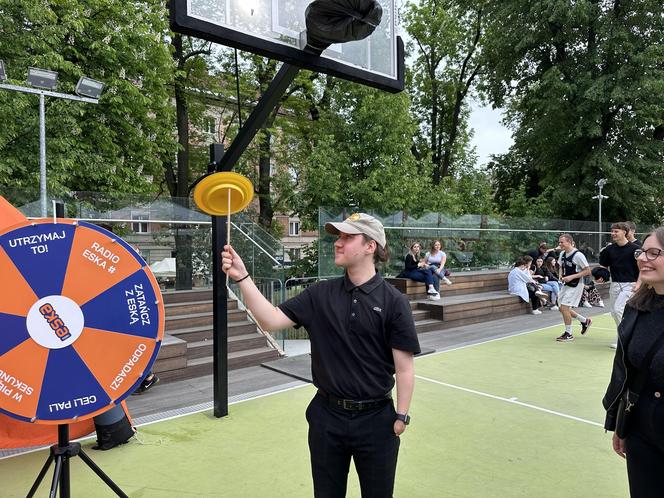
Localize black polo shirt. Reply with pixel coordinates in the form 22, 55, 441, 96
278, 272, 420, 400
599, 241, 640, 282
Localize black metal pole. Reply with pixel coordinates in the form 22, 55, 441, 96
58, 424, 70, 498
55, 201, 65, 218
206, 64, 299, 418
210, 144, 229, 418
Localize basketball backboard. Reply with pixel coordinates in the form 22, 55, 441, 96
170, 0, 404, 92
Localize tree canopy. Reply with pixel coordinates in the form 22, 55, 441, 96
482, 0, 664, 223
0, 0, 175, 202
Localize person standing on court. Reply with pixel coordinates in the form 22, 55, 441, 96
598, 222, 641, 349
603, 227, 664, 497
221, 212, 420, 498
626, 221, 643, 247
555, 233, 593, 342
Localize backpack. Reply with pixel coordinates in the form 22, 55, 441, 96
561, 250, 581, 287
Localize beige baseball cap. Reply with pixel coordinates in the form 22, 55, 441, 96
324, 213, 386, 248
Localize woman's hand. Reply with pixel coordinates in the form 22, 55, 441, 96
612, 432, 626, 459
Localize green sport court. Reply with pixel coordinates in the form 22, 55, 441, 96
1, 313, 628, 497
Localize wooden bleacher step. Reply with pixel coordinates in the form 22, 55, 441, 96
153, 294, 280, 382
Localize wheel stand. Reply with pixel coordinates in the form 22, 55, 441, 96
27, 424, 127, 498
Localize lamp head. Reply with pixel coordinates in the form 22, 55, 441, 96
27, 67, 58, 90
75, 76, 104, 99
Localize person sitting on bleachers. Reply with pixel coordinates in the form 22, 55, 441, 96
424, 240, 452, 286
400, 242, 440, 300
527, 241, 555, 263
509, 256, 547, 315
532, 256, 560, 311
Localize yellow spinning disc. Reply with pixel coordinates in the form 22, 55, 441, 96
193, 172, 254, 216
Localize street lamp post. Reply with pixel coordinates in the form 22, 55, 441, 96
592, 178, 609, 253
0, 63, 103, 217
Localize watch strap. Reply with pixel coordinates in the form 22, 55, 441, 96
396, 413, 410, 425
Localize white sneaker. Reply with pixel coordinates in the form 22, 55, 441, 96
583, 301, 593, 308
535, 290, 548, 298
442, 277, 452, 285
428, 293, 441, 301
531, 309, 542, 315
609, 343, 617, 349
550, 305, 559, 311
598, 300, 605, 307
427, 288, 438, 295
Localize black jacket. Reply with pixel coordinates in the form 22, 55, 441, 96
602, 305, 639, 431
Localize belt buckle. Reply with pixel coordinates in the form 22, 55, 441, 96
342, 399, 358, 410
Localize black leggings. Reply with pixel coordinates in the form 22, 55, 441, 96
527, 287, 541, 310
626, 390, 664, 497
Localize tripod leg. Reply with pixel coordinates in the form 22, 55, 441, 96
48, 455, 63, 498
26, 453, 54, 498
78, 449, 128, 498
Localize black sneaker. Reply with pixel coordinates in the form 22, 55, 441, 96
581, 318, 592, 335
133, 373, 160, 395
556, 332, 574, 342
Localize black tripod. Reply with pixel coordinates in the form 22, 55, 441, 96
27, 424, 127, 498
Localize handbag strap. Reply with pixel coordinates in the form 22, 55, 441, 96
630, 330, 664, 395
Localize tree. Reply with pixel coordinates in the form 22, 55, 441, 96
166, 33, 217, 289
404, 0, 485, 185
287, 79, 427, 223
481, 0, 664, 224
0, 0, 176, 202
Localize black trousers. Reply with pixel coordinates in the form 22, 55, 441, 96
625, 390, 664, 497
527, 287, 541, 310
306, 393, 400, 498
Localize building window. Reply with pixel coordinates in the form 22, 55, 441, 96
291, 248, 301, 260
203, 117, 216, 134
132, 212, 149, 233
289, 220, 300, 236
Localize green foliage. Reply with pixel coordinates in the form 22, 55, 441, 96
403, 0, 484, 184
286, 239, 318, 279
481, 0, 664, 224
0, 0, 176, 200
289, 80, 426, 222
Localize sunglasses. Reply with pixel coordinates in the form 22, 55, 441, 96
634, 248, 663, 261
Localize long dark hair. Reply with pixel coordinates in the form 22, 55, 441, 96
628, 227, 664, 311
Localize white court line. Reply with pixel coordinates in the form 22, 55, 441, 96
416, 374, 604, 428
592, 326, 618, 332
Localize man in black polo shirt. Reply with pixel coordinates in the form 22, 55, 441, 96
221, 212, 420, 497
598, 222, 640, 349
626, 221, 642, 247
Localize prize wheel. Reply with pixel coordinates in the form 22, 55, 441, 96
0, 219, 164, 424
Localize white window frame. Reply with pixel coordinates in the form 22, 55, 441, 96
289, 220, 300, 236
131, 212, 150, 233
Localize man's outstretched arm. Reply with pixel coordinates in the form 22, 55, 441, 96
221, 244, 295, 331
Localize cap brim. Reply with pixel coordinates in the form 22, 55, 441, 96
324, 221, 364, 237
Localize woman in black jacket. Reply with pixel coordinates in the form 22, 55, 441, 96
603, 227, 664, 497
400, 242, 440, 299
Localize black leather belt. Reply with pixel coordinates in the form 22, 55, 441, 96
317, 389, 391, 412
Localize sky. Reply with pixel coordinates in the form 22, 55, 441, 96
468, 101, 514, 167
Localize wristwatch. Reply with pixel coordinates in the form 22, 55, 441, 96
396, 413, 410, 425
